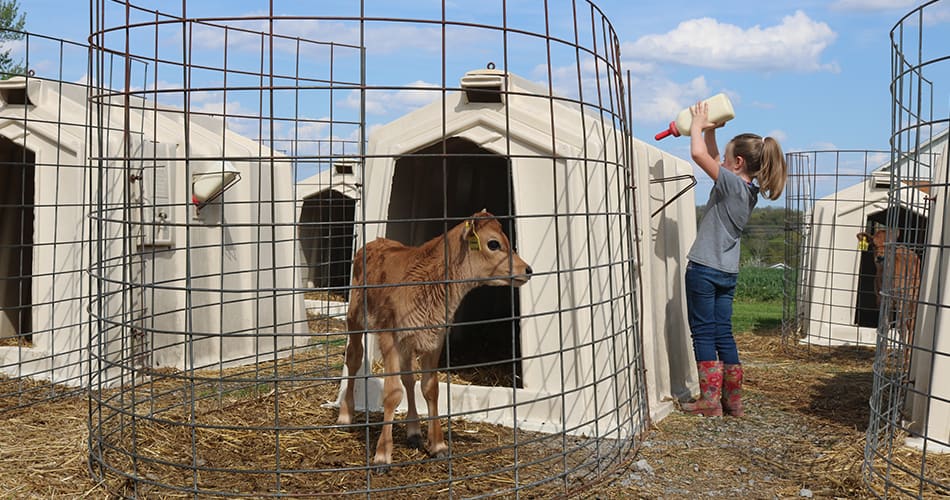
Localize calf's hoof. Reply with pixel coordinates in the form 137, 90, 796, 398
336, 407, 352, 426
428, 443, 449, 458
372, 456, 392, 474
407, 433, 425, 451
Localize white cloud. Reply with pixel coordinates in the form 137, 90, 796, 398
0, 39, 25, 54
867, 151, 891, 166
920, 4, 950, 25
810, 141, 839, 151
186, 15, 458, 60
764, 129, 788, 144
346, 80, 442, 116
829, 0, 920, 12
629, 75, 713, 126
622, 11, 838, 73
622, 60, 658, 75
190, 96, 249, 120
534, 58, 620, 102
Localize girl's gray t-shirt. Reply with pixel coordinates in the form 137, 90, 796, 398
687, 166, 759, 273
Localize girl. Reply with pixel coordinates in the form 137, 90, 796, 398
680, 100, 787, 417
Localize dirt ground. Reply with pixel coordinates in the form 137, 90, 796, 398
594, 328, 878, 499
2, 325, 945, 498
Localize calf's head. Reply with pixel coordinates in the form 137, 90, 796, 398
857, 229, 897, 265
461, 211, 532, 287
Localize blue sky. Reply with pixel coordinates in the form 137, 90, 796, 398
15, 0, 950, 199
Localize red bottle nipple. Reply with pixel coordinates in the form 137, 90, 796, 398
654, 121, 681, 141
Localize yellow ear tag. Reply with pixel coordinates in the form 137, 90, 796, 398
466, 221, 481, 251
858, 236, 869, 252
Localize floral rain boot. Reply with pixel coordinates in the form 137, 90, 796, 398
721, 363, 744, 417
681, 360, 723, 417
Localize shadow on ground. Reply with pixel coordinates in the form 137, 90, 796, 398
809, 370, 874, 431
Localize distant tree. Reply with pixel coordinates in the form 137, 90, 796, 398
0, 0, 26, 79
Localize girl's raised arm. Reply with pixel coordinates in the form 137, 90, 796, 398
689, 102, 721, 180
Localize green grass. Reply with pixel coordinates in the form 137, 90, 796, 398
731, 266, 785, 333
735, 266, 785, 303
732, 300, 783, 334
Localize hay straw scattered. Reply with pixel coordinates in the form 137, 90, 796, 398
0, 336, 32, 347
3, 322, 948, 497
303, 291, 347, 302
594, 327, 950, 499
2, 314, 628, 497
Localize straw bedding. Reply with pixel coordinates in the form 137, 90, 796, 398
2, 321, 948, 498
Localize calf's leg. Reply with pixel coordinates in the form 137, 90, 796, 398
399, 350, 424, 450
337, 330, 364, 425
420, 350, 448, 457
373, 333, 403, 468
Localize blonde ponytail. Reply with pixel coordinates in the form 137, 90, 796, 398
757, 137, 787, 200
729, 133, 788, 201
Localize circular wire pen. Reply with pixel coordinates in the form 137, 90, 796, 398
783, 1, 950, 497
79, 0, 666, 496
3, 0, 948, 498
783, 148, 900, 349
864, 1, 950, 496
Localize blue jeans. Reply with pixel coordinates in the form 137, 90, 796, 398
685, 261, 740, 364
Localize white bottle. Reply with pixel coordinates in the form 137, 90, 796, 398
654, 93, 735, 140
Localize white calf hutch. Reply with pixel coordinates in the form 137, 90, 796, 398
862, 5, 950, 496
906, 138, 950, 453
3, 1, 710, 495
338, 68, 697, 436
794, 151, 931, 347
787, 133, 946, 349
633, 140, 699, 420
0, 76, 305, 387
296, 161, 360, 295
787, 140, 948, 449
0, 76, 89, 387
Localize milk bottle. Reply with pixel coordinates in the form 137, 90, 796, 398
654, 93, 735, 140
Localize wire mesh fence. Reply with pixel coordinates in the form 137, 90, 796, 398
781, 148, 923, 349
783, 3, 950, 497
860, 1, 950, 497
783, 1, 950, 497
4, 1, 949, 498
81, 0, 650, 497
0, 32, 94, 412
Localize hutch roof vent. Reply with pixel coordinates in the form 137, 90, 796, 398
460, 65, 507, 104
334, 159, 359, 175
0, 76, 40, 107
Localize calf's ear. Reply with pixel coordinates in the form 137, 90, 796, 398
878, 228, 899, 242
463, 219, 482, 251
857, 233, 870, 251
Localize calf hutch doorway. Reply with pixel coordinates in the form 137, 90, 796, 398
386, 137, 522, 387
299, 189, 357, 296
854, 207, 928, 329
0, 137, 34, 342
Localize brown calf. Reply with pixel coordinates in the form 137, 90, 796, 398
856, 229, 921, 353
337, 210, 532, 469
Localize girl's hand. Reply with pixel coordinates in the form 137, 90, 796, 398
690, 101, 721, 132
